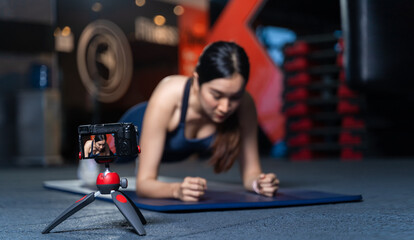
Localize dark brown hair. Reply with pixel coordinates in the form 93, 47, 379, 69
195, 41, 250, 173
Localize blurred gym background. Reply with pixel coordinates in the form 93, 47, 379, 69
1, 0, 413, 166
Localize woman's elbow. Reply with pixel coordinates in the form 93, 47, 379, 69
135, 178, 147, 197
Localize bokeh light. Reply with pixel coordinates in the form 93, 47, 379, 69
153, 15, 166, 26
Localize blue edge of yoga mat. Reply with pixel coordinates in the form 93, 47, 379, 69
43, 179, 363, 213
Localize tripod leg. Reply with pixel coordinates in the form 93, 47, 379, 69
111, 191, 146, 236
121, 191, 147, 225
42, 192, 96, 234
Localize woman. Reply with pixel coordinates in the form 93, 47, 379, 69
135, 41, 279, 201
83, 134, 111, 158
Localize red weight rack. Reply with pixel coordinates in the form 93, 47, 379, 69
282, 34, 366, 161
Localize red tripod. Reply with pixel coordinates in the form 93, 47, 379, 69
42, 162, 146, 235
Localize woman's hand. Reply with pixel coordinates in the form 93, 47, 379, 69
253, 173, 279, 197
174, 177, 207, 202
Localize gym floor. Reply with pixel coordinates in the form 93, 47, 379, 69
1, 157, 413, 239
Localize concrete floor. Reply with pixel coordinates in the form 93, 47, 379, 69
1, 157, 413, 239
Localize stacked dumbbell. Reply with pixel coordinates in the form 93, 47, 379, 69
282, 34, 365, 161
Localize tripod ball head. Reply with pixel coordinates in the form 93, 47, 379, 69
97, 172, 120, 194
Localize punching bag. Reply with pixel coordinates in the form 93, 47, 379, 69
341, 0, 414, 93
340, 0, 414, 157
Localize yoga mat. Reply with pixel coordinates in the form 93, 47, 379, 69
44, 176, 362, 212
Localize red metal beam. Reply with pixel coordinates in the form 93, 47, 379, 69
207, 0, 285, 143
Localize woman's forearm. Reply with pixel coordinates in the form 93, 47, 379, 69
136, 179, 180, 199
243, 173, 261, 192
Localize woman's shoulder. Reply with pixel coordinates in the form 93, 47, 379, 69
152, 75, 188, 97
84, 139, 92, 149
147, 75, 189, 111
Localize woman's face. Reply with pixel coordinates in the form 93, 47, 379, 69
95, 139, 106, 152
198, 73, 245, 123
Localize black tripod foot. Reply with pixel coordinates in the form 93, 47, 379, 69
111, 191, 146, 236
42, 192, 96, 234
121, 191, 147, 225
